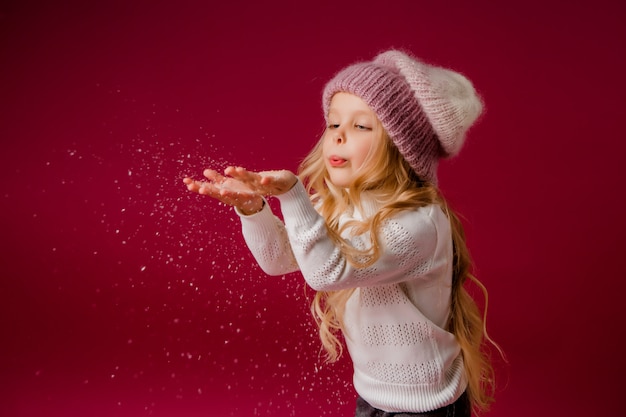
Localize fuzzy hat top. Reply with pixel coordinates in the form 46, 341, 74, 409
322, 50, 483, 183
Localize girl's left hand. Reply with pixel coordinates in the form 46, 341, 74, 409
183, 168, 265, 215
183, 167, 298, 215
224, 166, 298, 196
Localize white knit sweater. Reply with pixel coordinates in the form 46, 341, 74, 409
237, 180, 466, 412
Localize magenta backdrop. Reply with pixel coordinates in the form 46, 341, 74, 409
2, 1, 625, 416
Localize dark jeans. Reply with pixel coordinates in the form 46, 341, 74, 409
355, 391, 470, 417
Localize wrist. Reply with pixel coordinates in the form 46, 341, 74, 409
239, 198, 264, 216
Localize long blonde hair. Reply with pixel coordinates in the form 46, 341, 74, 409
298, 128, 501, 413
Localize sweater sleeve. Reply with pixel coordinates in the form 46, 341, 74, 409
236, 200, 300, 276
276, 181, 441, 291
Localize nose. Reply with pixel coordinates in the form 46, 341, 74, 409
333, 131, 344, 144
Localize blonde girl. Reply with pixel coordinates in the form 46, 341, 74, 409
184, 50, 498, 416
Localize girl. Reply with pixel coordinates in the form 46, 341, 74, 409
184, 50, 498, 416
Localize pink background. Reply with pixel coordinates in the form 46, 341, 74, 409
2, 1, 625, 416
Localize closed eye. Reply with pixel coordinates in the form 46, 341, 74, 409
356, 124, 372, 131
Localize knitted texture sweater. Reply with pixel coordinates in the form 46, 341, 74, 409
237, 181, 466, 412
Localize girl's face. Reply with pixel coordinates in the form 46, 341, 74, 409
323, 92, 382, 188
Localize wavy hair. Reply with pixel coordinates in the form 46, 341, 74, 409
298, 127, 501, 413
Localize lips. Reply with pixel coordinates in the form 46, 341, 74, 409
329, 156, 347, 167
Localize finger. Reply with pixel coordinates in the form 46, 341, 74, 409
183, 178, 200, 191
223, 166, 239, 177
203, 169, 223, 182
227, 166, 259, 183
198, 182, 222, 197
186, 181, 203, 193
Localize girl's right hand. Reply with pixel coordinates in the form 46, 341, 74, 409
183, 169, 265, 215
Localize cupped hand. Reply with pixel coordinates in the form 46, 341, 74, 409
224, 166, 298, 196
183, 169, 265, 215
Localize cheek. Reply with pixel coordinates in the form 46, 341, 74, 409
321, 134, 332, 154
354, 141, 374, 166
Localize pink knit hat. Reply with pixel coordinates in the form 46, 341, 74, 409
322, 50, 483, 183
